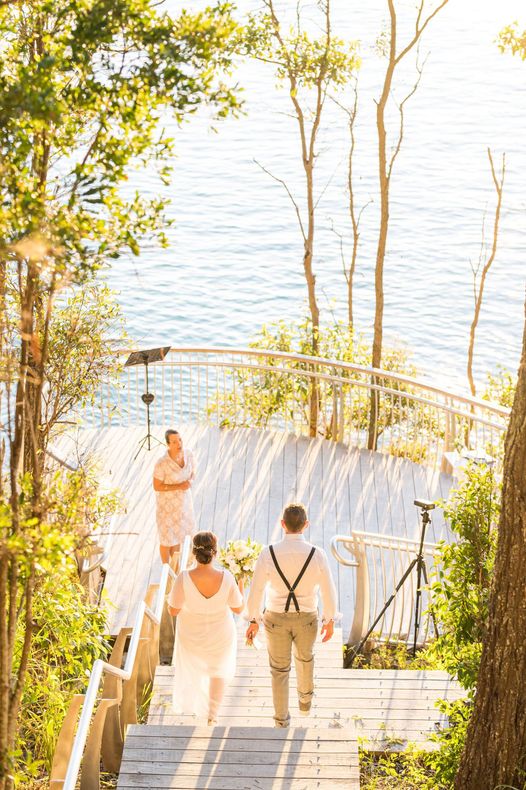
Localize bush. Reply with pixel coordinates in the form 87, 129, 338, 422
360, 463, 500, 789
14, 567, 109, 783
209, 317, 437, 458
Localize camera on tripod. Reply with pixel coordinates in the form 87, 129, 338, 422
346, 495, 439, 666
414, 499, 435, 510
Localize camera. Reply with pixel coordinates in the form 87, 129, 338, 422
413, 499, 435, 510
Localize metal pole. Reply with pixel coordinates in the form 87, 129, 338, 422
412, 510, 430, 657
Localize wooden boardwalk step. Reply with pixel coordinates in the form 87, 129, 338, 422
117, 725, 360, 789
147, 625, 464, 749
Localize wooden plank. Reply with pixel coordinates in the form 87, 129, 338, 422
195, 425, 221, 532
120, 761, 358, 779
371, 452, 394, 537
304, 438, 325, 547
383, 454, 410, 538
121, 749, 357, 767
118, 778, 356, 789
127, 724, 356, 740
224, 428, 250, 540
282, 432, 299, 504
211, 429, 234, 544
238, 428, 264, 541
359, 449, 379, 534
266, 431, 287, 544
252, 431, 274, 545
123, 740, 355, 754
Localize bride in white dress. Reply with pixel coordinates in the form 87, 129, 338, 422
167, 532, 244, 724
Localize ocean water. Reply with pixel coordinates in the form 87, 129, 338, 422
106, 0, 526, 393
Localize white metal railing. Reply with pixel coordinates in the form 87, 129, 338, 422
81, 347, 509, 471
59, 534, 192, 789
331, 531, 440, 650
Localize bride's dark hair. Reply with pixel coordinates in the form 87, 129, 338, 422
193, 532, 217, 565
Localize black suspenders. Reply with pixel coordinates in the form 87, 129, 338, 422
269, 545, 316, 613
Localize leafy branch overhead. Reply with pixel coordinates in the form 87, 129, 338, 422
0, 0, 242, 274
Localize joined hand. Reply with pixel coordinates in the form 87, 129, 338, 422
246, 622, 259, 642
320, 620, 334, 643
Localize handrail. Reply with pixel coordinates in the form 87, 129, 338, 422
45, 445, 79, 471
62, 533, 192, 789
86, 345, 509, 473
81, 513, 118, 575
114, 346, 510, 418
153, 359, 506, 429
336, 530, 440, 550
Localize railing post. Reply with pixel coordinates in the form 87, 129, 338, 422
80, 698, 119, 790
49, 695, 85, 787
308, 362, 319, 437
367, 376, 379, 451
348, 537, 370, 646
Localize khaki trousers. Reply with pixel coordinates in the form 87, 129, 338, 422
263, 610, 318, 726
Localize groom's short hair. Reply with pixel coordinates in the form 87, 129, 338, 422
283, 503, 307, 532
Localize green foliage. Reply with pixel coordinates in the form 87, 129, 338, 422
209, 317, 438, 460
483, 365, 517, 409
43, 283, 126, 431
360, 742, 437, 790
424, 463, 499, 690
14, 566, 109, 779
241, 9, 360, 90
0, 464, 118, 784
499, 23, 526, 60
425, 697, 473, 789
0, 0, 241, 278
349, 640, 432, 670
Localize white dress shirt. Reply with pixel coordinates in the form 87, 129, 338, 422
246, 532, 338, 623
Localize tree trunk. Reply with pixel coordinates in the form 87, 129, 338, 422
367, 53, 393, 450
455, 300, 526, 789
304, 161, 320, 436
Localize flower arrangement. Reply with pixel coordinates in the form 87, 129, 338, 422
219, 538, 263, 585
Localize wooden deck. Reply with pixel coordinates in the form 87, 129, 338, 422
117, 725, 360, 789
148, 626, 463, 748
53, 424, 453, 636
116, 625, 463, 788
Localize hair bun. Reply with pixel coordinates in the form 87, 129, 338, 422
192, 532, 217, 565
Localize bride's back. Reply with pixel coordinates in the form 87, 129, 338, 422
188, 565, 225, 600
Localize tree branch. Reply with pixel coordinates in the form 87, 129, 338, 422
253, 158, 306, 240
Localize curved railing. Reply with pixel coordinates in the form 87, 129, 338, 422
83, 347, 510, 470
332, 531, 440, 661
50, 535, 192, 789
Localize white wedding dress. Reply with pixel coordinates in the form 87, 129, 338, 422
168, 568, 243, 718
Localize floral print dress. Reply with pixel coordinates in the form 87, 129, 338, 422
153, 449, 196, 546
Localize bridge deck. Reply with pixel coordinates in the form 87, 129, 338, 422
54, 424, 452, 636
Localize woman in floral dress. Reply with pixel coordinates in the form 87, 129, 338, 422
153, 429, 196, 565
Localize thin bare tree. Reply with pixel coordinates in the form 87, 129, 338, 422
243, 0, 359, 434
332, 81, 372, 330
367, 0, 449, 449
467, 149, 505, 397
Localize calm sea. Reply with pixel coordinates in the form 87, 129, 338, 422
106, 0, 526, 393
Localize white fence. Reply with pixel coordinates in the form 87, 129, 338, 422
83, 347, 510, 470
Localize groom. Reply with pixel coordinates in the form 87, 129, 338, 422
246, 503, 338, 727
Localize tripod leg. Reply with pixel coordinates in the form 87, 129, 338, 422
346, 558, 418, 667
420, 560, 439, 637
